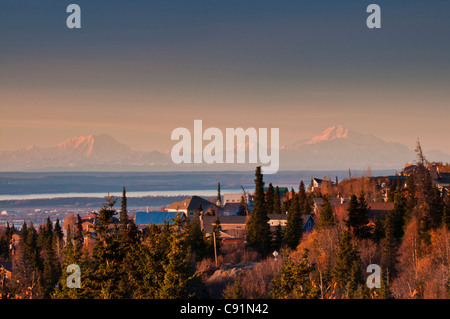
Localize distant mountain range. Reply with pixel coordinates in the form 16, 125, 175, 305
1, 127, 448, 171
0, 134, 169, 171
280, 126, 418, 170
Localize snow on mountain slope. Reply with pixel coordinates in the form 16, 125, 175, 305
0, 128, 446, 171
280, 126, 416, 170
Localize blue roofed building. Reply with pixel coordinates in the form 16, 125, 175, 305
134, 211, 182, 229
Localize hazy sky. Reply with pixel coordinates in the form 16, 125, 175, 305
1, 0, 450, 154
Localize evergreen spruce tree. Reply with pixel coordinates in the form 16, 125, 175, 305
17, 222, 42, 298
13, 222, 33, 297
333, 230, 361, 289
19, 221, 29, 246
0, 228, 9, 261
24, 222, 42, 274
83, 195, 127, 298
346, 194, 359, 234
185, 217, 208, 261
273, 186, 282, 215
265, 183, 275, 215
118, 186, 140, 259
42, 217, 54, 253
281, 199, 289, 214
216, 183, 222, 206
418, 210, 432, 247
373, 213, 386, 244
246, 166, 272, 256
120, 186, 128, 230
378, 270, 393, 299
237, 196, 247, 216
283, 190, 303, 250
405, 174, 417, 222
356, 192, 372, 239
346, 259, 366, 299
415, 140, 444, 229
316, 196, 335, 230
55, 222, 93, 299
270, 249, 319, 299
125, 218, 140, 245
158, 214, 195, 299
346, 193, 371, 239
39, 217, 61, 298
55, 228, 76, 299
130, 224, 169, 298
97, 194, 117, 236
40, 248, 60, 298
54, 218, 64, 258
298, 180, 310, 214
390, 190, 407, 242
272, 224, 283, 251
2, 222, 14, 261
224, 274, 244, 299
74, 214, 84, 252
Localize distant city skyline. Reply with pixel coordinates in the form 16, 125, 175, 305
1, 1, 450, 155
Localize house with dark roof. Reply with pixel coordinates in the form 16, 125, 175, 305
268, 214, 315, 233
221, 193, 254, 213
314, 177, 327, 189
435, 172, 450, 195
333, 200, 394, 225
313, 197, 349, 214
201, 213, 315, 242
165, 195, 218, 217
202, 215, 248, 242
222, 202, 244, 216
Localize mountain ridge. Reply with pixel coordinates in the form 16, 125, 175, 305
1, 127, 448, 171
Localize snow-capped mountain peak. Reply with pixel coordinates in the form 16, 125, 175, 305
307, 125, 349, 144
55, 135, 95, 156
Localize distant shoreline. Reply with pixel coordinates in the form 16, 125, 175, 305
0, 169, 396, 197
0, 194, 203, 209
0, 189, 244, 201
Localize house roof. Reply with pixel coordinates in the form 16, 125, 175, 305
135, 211, 180, 226
222, 202, 242, 214
166, 195, 217, 213
268, 213, 314, 224
333, 201, 394, 221
81, 212, 98, 220
437, 172, 450, 184
202, 215, 247, 234
201, 213, 315, 234
313, 198, 349, 212
386, 175, 407, 181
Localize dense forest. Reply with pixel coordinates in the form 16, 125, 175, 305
0, 144, 449, 299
